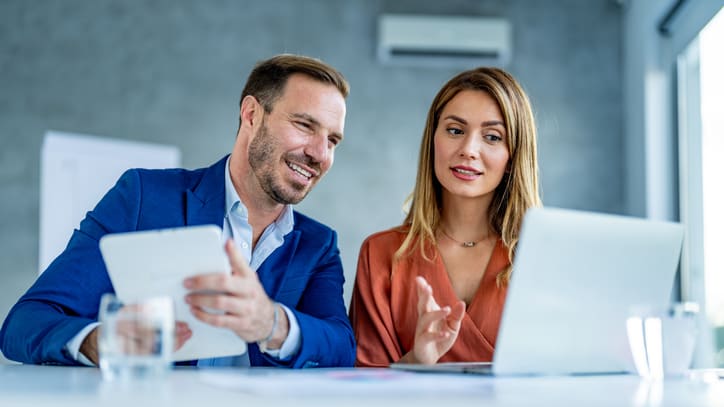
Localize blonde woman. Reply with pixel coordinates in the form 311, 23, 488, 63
350, 67, 541, 366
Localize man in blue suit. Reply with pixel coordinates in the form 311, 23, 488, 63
0, 54, 355, 368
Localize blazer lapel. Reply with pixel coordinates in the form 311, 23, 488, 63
258, 230, 302, 305
185, 155, 228, 228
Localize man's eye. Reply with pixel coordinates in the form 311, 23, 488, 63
295, 121, 312, 130
328, 137, 340, 146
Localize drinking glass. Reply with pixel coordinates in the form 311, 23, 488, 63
626, 302, 699, 379
98, 293, 174, 381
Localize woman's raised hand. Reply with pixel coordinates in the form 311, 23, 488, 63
402, 276, 466, 365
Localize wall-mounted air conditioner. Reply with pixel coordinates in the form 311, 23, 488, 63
377, 14, 512, 68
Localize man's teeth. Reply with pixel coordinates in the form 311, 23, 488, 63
454, 168, 479, 175
288, 162, 312, 178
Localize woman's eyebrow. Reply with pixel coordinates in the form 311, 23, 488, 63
442, 114, 467, 124
442, 115, 504, 128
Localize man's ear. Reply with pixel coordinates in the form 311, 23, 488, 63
240, 95, 262, 128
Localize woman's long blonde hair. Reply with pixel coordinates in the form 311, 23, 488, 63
395, 67, 541, 284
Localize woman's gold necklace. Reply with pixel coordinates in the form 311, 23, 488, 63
439, 227, 488, 248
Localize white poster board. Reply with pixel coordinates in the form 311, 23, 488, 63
39, 130, 181, 273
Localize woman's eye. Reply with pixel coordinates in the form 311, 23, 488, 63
447, 128, 463, 136
485, 134, 502, 142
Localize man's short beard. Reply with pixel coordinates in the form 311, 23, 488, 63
248, 120, 307, 205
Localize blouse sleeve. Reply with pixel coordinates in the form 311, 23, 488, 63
348, 235, 403, 367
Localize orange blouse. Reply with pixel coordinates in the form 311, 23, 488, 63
349, 227, 509, 367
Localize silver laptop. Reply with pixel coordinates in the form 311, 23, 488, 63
391, 207, 684, 376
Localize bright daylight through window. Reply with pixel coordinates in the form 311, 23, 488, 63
700, 8, 724, 363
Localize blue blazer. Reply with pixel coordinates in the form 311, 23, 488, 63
0, 156, 355, 368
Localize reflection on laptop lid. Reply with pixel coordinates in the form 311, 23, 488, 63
391, 207, 684, 376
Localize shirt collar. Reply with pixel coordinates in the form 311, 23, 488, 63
224, 156, 294, 233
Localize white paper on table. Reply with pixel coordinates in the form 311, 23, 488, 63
99, 225, 247, 361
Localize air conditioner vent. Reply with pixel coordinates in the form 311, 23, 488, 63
377, 15, 512, 68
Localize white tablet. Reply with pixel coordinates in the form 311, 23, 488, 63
99, 224, 247, 361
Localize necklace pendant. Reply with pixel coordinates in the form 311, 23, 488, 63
462, 241, 476, 248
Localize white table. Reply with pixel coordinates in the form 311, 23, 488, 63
0, 364, 722, 407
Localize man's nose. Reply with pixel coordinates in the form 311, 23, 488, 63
305, 133, 329, 164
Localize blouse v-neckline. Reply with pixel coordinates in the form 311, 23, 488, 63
431, 238, 506, 315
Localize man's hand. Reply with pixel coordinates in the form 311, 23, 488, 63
399, 276, 465, 365
183, 239, 289, 350
80, 322, 192, 366
80, 327, 100, 365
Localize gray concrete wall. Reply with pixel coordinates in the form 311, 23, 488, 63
0, 0, 622, 363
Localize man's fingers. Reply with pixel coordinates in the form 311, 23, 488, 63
188, 304, 252, 335
189, 305, 233, 329
183, 272, 235, 292
80, 327, 100, 365
175, 321, 190, 334
174, 321, 192, 351
184, 291, 247, 315
182, 239, 250, 290
224, 239, 255, 277
183, 240, 274, 344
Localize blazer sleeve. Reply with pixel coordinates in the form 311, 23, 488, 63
252, 230, 356, 368
349, 236, 403, 367
0, 170, 143, 364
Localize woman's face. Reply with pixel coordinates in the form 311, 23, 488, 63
433, 90, 510, 202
